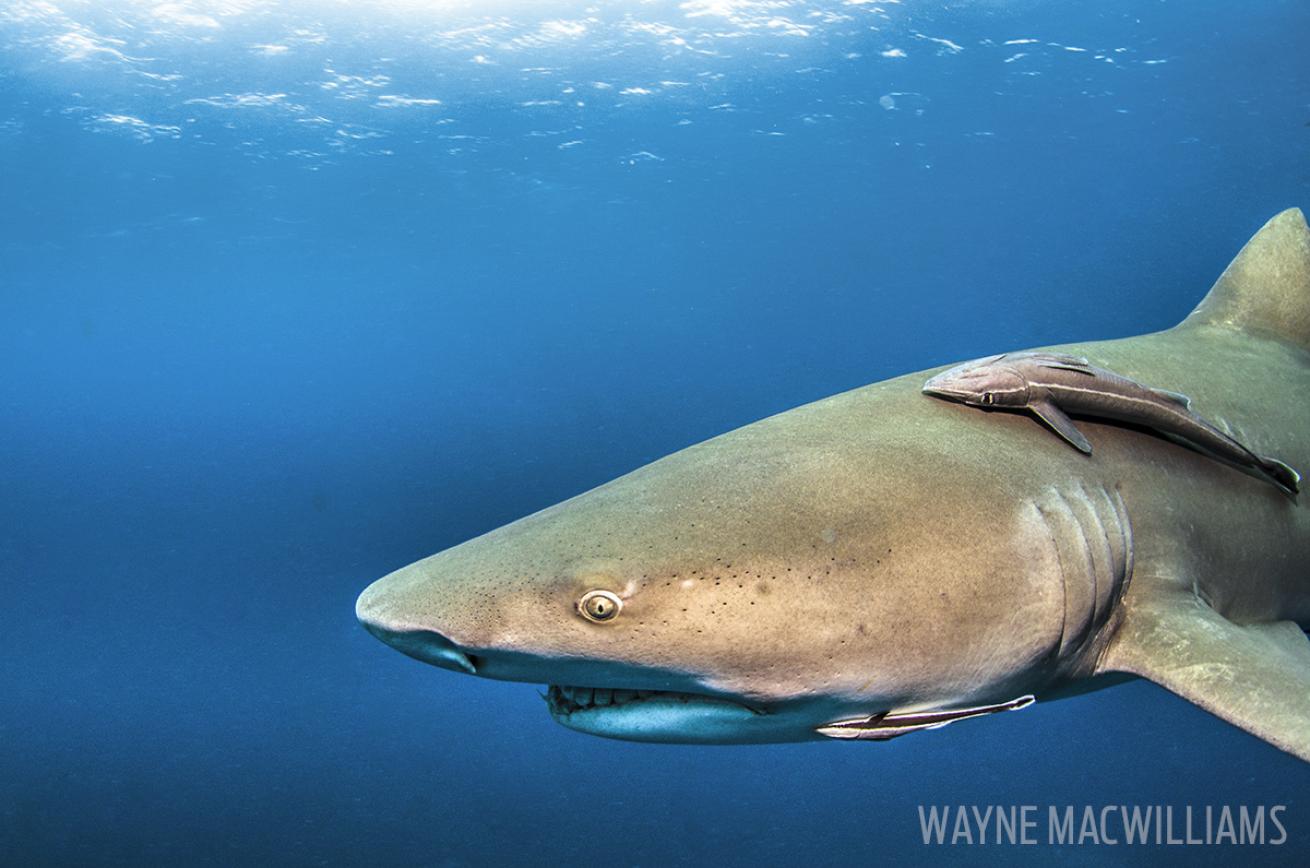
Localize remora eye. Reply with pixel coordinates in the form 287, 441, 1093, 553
578, 590, 622, 623
981, 392, 994, 405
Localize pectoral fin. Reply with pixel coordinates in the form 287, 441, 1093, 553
1098, 582, 1310, 763
1029, 400, 1093, 454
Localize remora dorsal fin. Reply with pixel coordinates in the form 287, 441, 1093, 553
1033, 352, 1091, 367
1032, 352, 1094, 375
1040, 361, 1094, 375
1149, 387, 1192, 409
1098, 582, 1310, 762
1181, 207, 1310, 348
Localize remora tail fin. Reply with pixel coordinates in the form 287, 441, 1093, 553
1259, 456, 1301, 495
1180, 207, 1310, 349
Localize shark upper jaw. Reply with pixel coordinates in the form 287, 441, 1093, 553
356, 588, 1042, 744
356, 610, 838, 744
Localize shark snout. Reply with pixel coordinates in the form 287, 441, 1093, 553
356, 583, 478, 674
358, 618, 479, 675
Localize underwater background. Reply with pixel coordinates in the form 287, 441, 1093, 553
3, 0, 1310, 865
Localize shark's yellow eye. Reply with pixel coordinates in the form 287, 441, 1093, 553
578, 590, 622, 623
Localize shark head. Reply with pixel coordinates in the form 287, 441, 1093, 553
922, 355, 1030, 409
357, 384, 1080, 744
358, 209, 1310, 761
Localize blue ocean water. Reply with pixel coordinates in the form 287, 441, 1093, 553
3, 1, 1309, 865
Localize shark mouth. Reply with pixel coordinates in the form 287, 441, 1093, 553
544, 685, 765, 717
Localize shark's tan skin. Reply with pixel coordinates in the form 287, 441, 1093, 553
922, 351, 1302, 494
358, 209, 1310, 761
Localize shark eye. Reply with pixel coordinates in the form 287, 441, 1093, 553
981, 392, 995, 405
578, 590, 622, 623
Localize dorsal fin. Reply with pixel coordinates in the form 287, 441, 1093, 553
1149, 387, 1192, 409
1180, 208, 1310, 348
1013, 351, 1093, 373
1038, 360, 1094, 375
1032, 352, 1091, 367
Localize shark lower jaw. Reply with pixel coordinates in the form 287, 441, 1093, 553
544, 684, 787, 743
357, 618, 832, 743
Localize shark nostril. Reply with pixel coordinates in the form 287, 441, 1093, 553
355, 579, 479, 674
361, 624, 478, 675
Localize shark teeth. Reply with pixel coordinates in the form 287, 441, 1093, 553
544, 685, 767, 716
545, 685, 674, 715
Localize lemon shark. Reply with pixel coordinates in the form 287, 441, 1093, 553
357, 208, 1310, 761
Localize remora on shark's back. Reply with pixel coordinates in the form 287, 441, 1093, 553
357, 209, 1310, 762
922, 351, 1302, 494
